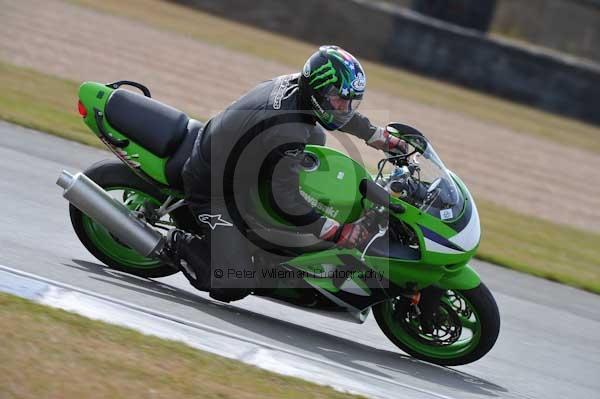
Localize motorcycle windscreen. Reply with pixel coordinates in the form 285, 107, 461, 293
408, 140, 465, 222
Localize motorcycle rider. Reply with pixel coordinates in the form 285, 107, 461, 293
169, 45, 407, 302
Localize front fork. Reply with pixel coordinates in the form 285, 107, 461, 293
414, 286, 446, 333
387, 263, 480, 330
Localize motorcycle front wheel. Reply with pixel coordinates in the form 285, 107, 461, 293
373, 283, 500, 366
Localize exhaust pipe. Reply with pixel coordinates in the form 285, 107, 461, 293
57, 170, 165, 257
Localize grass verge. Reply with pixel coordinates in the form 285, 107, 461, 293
67, 0, 600, 154
477, 201, 600, 293
0, 292, 362, 399
0, 62, 102, 148
1, 60, 598, 293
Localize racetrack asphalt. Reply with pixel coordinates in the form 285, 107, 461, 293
1, 120, 599, 399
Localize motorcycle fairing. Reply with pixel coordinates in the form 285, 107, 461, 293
78, 82, 173, 185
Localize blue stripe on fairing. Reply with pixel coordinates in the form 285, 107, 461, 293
419, 225, 466, 252
446, 194, 472, 232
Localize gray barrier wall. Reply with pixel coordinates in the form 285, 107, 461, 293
174, 0, 600, 126
492, 0, 600, 64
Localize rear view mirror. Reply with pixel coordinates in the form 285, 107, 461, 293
386, 123, 428, 154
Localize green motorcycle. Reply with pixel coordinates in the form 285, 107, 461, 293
57, 81, 500, 366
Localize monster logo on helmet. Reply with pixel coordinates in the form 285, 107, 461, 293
299, 45, 366, 130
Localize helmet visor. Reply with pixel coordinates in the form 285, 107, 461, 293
321, 85, 362, 129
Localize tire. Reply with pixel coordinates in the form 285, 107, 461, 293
374, 283, 500, 366
69, 159, 184, 278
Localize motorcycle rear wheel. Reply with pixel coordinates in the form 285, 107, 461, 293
373, 283, 500, 366
69, 159, 185, 278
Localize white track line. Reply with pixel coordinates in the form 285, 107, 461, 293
0, 263, 458, 399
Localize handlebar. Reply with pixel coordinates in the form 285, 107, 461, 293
359, 179, 405, 214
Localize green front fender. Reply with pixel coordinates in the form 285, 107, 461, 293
437, 264, 481, 290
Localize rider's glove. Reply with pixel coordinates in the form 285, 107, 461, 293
367, 126, 408, 154
319, 218, 371, 249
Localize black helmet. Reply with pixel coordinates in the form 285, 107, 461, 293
299, 45, 366, 130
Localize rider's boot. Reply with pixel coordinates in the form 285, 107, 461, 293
166, 229, 210, 291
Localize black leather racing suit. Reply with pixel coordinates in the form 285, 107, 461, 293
180, 73, 379, 300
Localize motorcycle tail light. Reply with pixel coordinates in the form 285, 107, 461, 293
77, 100, 88, 117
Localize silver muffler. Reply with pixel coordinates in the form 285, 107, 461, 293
56, 170, 165, 257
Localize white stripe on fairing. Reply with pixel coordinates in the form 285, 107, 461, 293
449, 192, 481, 252
0, 264, 457, 399
424, 237, 464, 255
308, 281, 361, 312
340, 277, 370, 296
